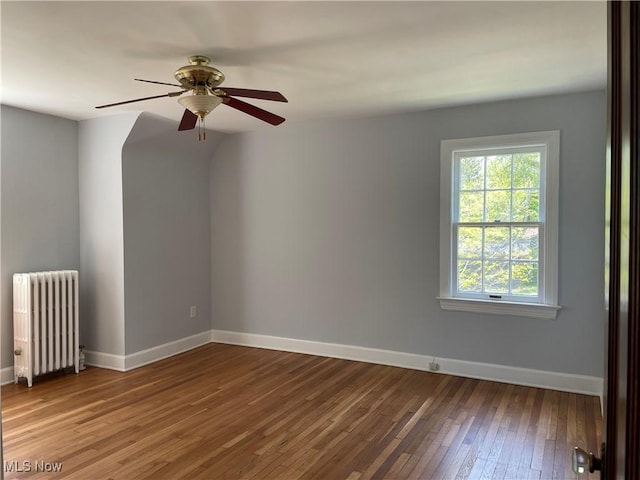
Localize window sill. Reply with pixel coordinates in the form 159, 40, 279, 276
437, 297, 561, 320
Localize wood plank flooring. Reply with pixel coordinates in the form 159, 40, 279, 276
1, 343, 602, 479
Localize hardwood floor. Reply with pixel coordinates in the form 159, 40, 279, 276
2, 343, 602, 479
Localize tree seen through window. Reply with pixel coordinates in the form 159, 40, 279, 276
456, 151, 541, 297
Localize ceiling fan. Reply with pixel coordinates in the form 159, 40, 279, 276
96, 55, 288, 140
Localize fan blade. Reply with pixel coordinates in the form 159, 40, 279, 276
135, 78, 184, 88
216, 88, 287, 102
178, 109, 198, 131
95, 91, 186, 109
222, 97, 286, 126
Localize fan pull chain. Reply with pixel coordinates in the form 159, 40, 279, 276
198, 115, 206, 141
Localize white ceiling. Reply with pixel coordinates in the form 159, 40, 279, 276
1, 1, 607, 133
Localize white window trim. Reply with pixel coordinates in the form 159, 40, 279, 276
439, 130, 561, 320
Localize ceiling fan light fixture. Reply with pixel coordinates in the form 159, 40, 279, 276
178, 94, 223, 117
178, 94, 223, 141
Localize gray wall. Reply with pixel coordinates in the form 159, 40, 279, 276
3, 108, 224, 364
210, 90, 606, 377
79, 113, 139, 357
1, 105, 80, 368
0, 91, 606, 379
122, 113, 223, 354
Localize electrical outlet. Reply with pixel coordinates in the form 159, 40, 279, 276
429, 359, 440, 372
189, 305, 197, 318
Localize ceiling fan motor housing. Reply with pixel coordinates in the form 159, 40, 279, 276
174, 55, 225, 92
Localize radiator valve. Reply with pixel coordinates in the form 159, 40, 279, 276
79, 345, 86, 371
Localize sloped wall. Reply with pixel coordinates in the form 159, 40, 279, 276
122, 114, 224, 354
79, 112, 140, 359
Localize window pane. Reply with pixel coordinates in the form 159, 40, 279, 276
486, 154, 512, 189
511, 261, 538, 296
513, 152, 540, 188
458, 260, 482, 292
484, 226, 510, 259
512, 227, 539, 260
458, 227, 482, 258
484, 260, 509, 293
512, 189, 539, 222
460, 156, 484, 190
459, 192, 484, 222
485, 190, 510, 222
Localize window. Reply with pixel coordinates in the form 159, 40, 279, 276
439, 131, 560, 319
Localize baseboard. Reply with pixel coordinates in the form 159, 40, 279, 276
1, 366, 15, 385
124, 330, 213, 370
5, 328, 603, 398
84, 350, 126, 371
212, 329, 604, 397
85, 330, 213, 372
